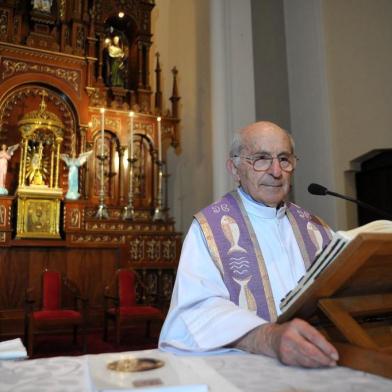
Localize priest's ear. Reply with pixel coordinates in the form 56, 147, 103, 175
226, 158, 240, 183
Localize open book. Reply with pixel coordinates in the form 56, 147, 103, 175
279, 219, 392, 315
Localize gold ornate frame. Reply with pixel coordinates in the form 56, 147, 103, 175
15, 90, 64, 239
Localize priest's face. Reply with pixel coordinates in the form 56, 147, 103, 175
227, 122, 295, 207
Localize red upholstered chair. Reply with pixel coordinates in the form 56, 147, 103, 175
24, 269, 88, 357
103, 268, 163, 345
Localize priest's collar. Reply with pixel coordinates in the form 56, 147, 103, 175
237, 187, 287, 219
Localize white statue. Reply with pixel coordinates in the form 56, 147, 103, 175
0, 144, 19, 195
61, 150, 93, 200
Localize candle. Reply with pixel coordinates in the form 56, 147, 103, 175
100, 108, 105, 156
157, 116, 162, 161
129, 111, 134, 160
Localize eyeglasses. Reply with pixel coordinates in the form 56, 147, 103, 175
233, 153, 298, 172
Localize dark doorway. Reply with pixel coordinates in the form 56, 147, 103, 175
355, 150, 392, 225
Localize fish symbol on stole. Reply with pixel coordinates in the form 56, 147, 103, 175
233, 276, 257, 312
221, 215, 247, 254
307, 221, 323, 256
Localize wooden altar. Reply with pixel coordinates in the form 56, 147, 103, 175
0, 0, 181, 337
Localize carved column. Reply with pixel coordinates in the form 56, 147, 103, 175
145, 43, 151, 89
96, 33, 105, 86
154, 52, 162, 113
170, 67, 180, 118
137, 41, 143, 88
82, 0, 90, 22
86, 37, 98, 87
79, 125, 88, 153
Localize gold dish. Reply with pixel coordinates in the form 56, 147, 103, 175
107, 357, 165, 372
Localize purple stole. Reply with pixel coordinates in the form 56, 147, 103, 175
194, 191, 332, 322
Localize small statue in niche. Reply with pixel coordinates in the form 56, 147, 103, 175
26, 143, 46, 186
0, 144, 19, 195
32, 0, 52, 13
106, 35, 127, 87
61, 149, 93, 200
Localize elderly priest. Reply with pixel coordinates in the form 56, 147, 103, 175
159, 121, 339, 368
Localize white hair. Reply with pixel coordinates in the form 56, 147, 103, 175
229, 124, 295, 165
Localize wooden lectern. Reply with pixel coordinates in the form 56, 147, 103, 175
278, 233, 392, 379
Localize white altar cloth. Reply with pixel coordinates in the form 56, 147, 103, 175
0, 349, 392, 392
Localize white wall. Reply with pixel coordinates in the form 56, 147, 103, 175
284, 0, 337, 228
151, 0, 255, 234
152, 0, 392, 233
151, 0, 213, 233
251, 0, 290, 129
210, 0, 256, 200
323, 0, 392, 228
284, 0, 392, 230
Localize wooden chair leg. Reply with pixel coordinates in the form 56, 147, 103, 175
73, 326, 78, 344
103, 314, 108, 341
28, 319, 34, 358
116, 317, 121, 346
82, 323, 87, 353
23, 313, 29, 348
146, 320, 151, 338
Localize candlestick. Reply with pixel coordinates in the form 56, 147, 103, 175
122, 112, 136, 220
157, 116, 162, 161
153, 159, 165, 222
96, 107, 108, 219
129, 111, 134, 160
100, 108, 105, 157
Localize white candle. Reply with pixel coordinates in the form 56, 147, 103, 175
157, 116, 162, 161
100, 108, 105, 156
129, 111, 134, 160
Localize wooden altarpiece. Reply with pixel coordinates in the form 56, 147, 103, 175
278, 233, 392, 379
0, 0, 181, 337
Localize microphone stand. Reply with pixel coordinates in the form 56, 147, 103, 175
309, 183, 392, 221
325, 189, 392, 220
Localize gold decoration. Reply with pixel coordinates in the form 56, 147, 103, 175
146, 239, 160, 259
25, 142, 48, 185
15, 90, 64, 239
135, 122, 153, 135
17, 90, 63, 189
16, 188, 62, 239
162, 239, 176, 260
70, 208, 81, 228
1, 58, 81, 93
0, 205, 5, 226
107, 358, 164, 373
69, 234, 126, 243
89, 115, 120, 131
129, 238, 144, 261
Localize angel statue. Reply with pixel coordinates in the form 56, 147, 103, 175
61, 150, 93, 200
0, 144, 19, 195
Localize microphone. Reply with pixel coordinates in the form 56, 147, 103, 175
308, 183, 392, 220
308, 183, 328, 196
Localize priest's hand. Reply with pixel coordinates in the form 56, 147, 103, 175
233, 318, 339, 368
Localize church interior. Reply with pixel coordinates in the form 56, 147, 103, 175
0, 0, 181, 350
1, 0, 392, 358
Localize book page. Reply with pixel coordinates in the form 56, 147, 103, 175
279, 234, 348, 313
337, 219, 392, 240
279, 219, 392, 314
